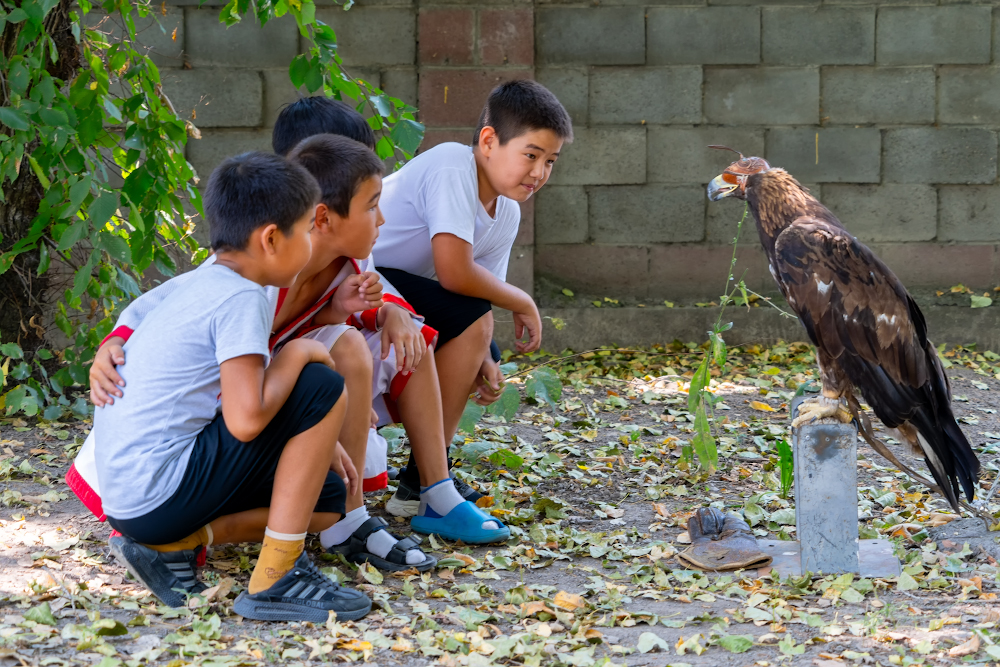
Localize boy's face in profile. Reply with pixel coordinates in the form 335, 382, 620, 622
480, 128, 563, 203
327, 174, 384, 259
269, 210, 314, 287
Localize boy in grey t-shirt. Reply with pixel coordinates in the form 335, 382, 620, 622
96, 152, 371, 622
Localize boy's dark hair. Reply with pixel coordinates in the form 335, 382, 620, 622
473, 79, 573, 146
287, 134, 385, 218
272, 97, 377, 156
205, 152, 320, 252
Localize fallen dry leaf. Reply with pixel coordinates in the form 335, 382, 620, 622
553, 591, 585, 611
448, 553, 476, 566
948, 633, 980, 657
749, 401, 776, 412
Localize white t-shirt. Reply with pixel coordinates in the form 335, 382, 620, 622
374, 142, 520, 281
94, 263, 270, 520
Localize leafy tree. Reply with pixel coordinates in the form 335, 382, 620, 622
0, 0, 423, 418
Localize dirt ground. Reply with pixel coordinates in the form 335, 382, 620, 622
3, 342, 1000, 667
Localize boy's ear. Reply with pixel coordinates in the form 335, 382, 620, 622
314, 203, 334, 231
477, 126, 498, 156
259, 223, 280, 256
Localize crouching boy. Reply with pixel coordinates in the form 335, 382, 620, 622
95, 152, 371, 621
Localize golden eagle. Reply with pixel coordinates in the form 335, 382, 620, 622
707, 148, 979, 512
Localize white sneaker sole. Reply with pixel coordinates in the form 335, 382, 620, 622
385, 495, 419, 518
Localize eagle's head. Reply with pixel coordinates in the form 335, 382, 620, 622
706, 146, 771, 201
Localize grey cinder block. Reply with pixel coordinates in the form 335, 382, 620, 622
547, 127, 646, 186
793, 409, 860, 575
940, 67, 1000, 125
822, 67, 934, 124
535, 186, 589, 245
704, 68, 819, 125
763, 7, 874, 66
765, 127, 881, 183
186, 129, 274, 182
822, 184, 937, 243
589, 184, 706, 244
162, 69, 263, 128
186, 9, 299, 69
877, 7, 991, 65
939, 186, 1000, 242
536, 8, 645, 65
589, 67, 702, 125
315, 7, 415, 66
648, 127, 765, 184
883, 128, 997, 184
647, 7, 760, 65
536, 68, 589, 126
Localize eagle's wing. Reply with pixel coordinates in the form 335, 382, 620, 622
773, 216, 978, 508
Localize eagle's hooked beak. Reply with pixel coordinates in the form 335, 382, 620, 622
707, 173, 741, 201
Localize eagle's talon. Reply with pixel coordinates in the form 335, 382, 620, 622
791, 396, 852, 429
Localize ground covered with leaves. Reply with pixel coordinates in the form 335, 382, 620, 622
4, 342, 1000, 667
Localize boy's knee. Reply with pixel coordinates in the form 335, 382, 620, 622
470, 311, 494, 346
331, 329, 373, 379
296, 363, 346, 412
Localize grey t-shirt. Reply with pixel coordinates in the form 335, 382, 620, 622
94, 263, 271, 520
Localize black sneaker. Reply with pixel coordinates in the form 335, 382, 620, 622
386, 471, 483, 517
451, 471, 483, 503
233, 552, 372, 622
109, 535, 206, 608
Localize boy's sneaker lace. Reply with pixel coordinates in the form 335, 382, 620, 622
233, 552, 371, 622
109, 535, 206, 608
386, 470, 482, 518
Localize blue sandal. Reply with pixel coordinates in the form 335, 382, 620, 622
410, 500, 510, 544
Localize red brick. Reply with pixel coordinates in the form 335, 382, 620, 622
418, 68, 533, 127
535, 244, 650, 296
418, 129, 473, 154
480, 8, 534, 67
517, 198, 534, 245
648, 245, 773, 300
419, 8, 474, 66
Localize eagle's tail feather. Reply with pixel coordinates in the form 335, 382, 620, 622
941, 416, 979, 503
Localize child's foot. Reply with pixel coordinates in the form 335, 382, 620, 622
233, 552, 371, 622
386, 470, 483, 518
325, 515, 436, 572
109, 535, 206, 608
409, 478, 510, 544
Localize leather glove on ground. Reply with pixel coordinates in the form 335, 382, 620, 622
676, 508, 773, 572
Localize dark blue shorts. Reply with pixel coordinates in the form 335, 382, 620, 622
377, 268, 501, 362
108, 363, 346, 545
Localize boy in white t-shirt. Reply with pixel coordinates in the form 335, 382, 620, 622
96, 152, 372, 621
374, 80, 573, 515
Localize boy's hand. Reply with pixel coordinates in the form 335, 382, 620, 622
472, 357, 505, 406
90, 337, 126, 407
318, 272, 384, 325
281, 338, 336, 371
330, 441, 359, 497
512, 302, 543, 353
379, 303, 425, 374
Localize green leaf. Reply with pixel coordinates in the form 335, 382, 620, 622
38, 106, 69, 127
636, 632, 669, 654
718, 635, 753, 653
288, 54, 310, 89
971, 295, 992, 309
390, 118, 425, 155
770, 508, 796, 525
1, 343, 23, 359
525, 366, 561, 410
742, 501, 764, 527
458, 400, 483, 435
687, 357, 709, 413
27, 155, 51, 189
896, 572, 919, 591
561, 288, 574, 297
0, 106, 30, 131
691, 402, 718, 472
56, 220, 88, 251
776, 438, 793, 499
24, 602, 58, 626
87, 192, 119, 228
455, 441, 499, 463
488, 448, 524, 470
92, 618, 128, 636
98, 233, 131, 263
37, 242, 50, 275
485, 383, 519, 422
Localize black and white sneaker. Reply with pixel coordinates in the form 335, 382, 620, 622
451, 471, 483, 504
109, 535, 206, 608
233, 552, 372, 622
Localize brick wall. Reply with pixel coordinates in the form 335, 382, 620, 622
110, 0, 1000, 301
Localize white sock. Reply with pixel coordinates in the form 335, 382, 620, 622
319, 507, 425, 566
419, 478, 499, 530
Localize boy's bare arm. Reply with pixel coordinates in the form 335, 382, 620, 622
432, 233, 542, 352
219, 339, 336, 442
